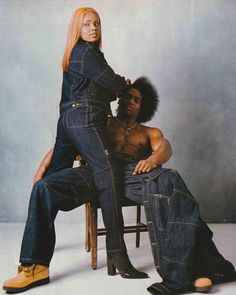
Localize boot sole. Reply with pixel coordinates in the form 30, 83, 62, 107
3, 277, 50, 293
194, 286, 212, 293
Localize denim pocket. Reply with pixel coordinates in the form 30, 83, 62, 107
66, 105, 89, 128
154, 193, 171, 230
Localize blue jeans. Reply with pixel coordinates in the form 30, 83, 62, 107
20, 167, 96, 266
121, 157, 235, 290
20, 156, 235, 287
43, 99, 126, 254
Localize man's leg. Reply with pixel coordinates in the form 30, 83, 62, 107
193, 218, 236, 283
3, 166, 96, 293
123, 162, 214, 294
140, 169, 235, 294
142, 169, 204, 294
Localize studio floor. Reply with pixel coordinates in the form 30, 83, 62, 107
0, 223, 235, 295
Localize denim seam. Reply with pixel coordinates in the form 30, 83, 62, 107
81, 47, 86, 75
142, 179, 160, 268
153, 193, 171, 199
147, 169, 170, 181
70, 60, 83, 63
66, 111, 91, 128
70, 79, 75, 100
40, 180, 72, 202
173, 188, 196, 201
20, 258, 49, 267
61, 100, 110, 114
95, 66, 110, 82
93, 166, 114, 174
74, 169, 94, 192
92, 125, 123, 252
168, 221, 198, 226
162, 256, 189, 265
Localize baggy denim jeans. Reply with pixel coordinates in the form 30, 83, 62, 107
20, 167, 96, 266
121, 157, 235, 290
20, 156, 235, 286
40, 99, 126, 254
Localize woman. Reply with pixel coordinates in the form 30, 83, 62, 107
46, 7, 133, 268
3, 7, 147, 294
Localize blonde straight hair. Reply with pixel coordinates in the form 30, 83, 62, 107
62, 7, 102, 71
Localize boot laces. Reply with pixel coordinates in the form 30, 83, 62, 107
18, 264, 36, 277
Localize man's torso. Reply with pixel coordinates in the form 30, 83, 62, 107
108, 117, 153, 160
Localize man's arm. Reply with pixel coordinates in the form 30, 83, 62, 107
133, 128, 172, 175
33, 148, 53, 184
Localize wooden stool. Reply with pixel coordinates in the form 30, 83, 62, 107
85, 199, 148, 269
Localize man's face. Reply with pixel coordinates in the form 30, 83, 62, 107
80, 12, 101, 43
119, 88, 142, 120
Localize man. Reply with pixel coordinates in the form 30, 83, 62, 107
3, 77, 236, 295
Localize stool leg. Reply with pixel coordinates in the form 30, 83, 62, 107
85, 203, 91, 252
136, 205, 141, 248
91, 206, 98, 270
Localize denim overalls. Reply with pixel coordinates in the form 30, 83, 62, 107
45, 40, 127, 254
120, 157, 235, 290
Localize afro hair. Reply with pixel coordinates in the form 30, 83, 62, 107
127, 76, 159, 123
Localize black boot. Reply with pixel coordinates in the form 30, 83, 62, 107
107, 252, 148, 279
147, 282, 186, 295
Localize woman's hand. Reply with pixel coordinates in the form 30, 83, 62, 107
126, 79, 131, 86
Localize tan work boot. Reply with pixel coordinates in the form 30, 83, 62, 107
3, 264, 49, 293
192, 277, 212, 292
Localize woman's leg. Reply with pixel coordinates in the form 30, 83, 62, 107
63, 112, 148, 278
64, 108, 126, 253
44, 115, 78, 177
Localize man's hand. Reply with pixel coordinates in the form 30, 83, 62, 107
133, 158, 157, 175
132, 128, 172, 176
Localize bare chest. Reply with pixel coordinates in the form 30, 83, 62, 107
108, 124, 151, 157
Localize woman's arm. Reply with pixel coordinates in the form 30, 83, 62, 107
70, 42, 127, 95
33, 148, 54, 184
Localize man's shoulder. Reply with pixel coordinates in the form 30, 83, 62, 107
138, 124, 163, 137
138, 124, 162, 132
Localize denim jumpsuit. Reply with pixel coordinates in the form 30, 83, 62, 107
45, 39, 127, 254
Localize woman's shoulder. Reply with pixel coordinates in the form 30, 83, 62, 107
73, 40, 90, 52
71, 40, 100, 59
69, 40, 88, 62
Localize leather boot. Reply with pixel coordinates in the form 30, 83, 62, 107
107, 252, 148, 279
3, 264, 49, 293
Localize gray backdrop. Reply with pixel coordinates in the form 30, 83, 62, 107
1, 0, 236, 223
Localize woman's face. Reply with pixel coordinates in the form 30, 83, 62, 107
80, 11, 101, 43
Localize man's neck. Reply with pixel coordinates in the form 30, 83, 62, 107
116, 115, 137, 128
